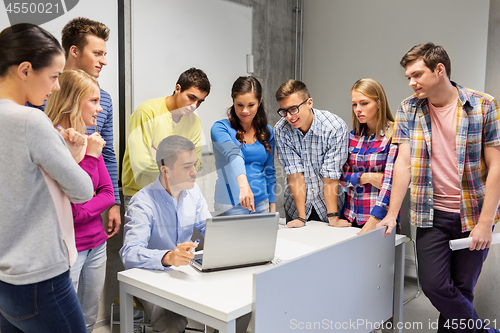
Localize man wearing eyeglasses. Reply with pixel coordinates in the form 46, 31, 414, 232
274, 80, 349, 228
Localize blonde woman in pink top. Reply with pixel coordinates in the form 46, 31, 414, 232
46, 69, 114, 333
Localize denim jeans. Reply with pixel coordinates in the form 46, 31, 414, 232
70, 241, 107, 333
416, 210, 494, 333
215, 199, 269, 216
0, 271, 86, 333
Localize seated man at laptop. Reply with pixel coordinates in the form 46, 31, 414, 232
120, 135, 210, 333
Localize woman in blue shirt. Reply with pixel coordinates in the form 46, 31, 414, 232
211, 76, 276, 215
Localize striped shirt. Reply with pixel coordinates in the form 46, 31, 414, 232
86, 89, 120, 205
341, 126, 398, 224
275, 109, 348, 222
394, 83, 500, 231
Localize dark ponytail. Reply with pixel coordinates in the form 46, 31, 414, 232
0, 23, 63, 77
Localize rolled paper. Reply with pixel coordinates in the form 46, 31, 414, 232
449, 233, 500, 251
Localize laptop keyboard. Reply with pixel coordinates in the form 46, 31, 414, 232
194, 257, 281, 268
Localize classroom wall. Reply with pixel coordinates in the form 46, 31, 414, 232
302, 0, 490, 127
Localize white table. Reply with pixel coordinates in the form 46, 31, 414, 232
255, 223, 405, 333
118, 222, 405, 333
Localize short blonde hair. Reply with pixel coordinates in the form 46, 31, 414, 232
46, 69, 99, 134
351, 78, 394, 139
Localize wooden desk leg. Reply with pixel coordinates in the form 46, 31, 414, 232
120, 282, 134, 333
218, 318, 236, 333
393, 242, 405, 333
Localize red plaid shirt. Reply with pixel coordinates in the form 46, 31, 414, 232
341, 126, 398, 224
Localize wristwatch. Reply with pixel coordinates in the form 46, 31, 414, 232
327, 212, 339, 218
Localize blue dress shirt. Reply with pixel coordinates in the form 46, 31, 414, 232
120, 177, 211, 270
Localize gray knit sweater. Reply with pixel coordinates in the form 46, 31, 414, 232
0, 99, 93, 285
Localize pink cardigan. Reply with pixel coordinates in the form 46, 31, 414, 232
72, 154, 114, 252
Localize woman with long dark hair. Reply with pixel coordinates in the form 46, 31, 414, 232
211, 76, 276, 215
0, 24, 93, 332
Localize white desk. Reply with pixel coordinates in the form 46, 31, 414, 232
254, 224, 405, 332
118, 223, 405, 333
279, 222, 406, 333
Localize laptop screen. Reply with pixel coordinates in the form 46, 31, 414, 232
197, 212, 279, 271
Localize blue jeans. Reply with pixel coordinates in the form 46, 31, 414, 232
215, 199, 270, 216
70, 241, 107, 333
0, 271, 86, 333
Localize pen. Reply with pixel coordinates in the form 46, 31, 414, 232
190, 239, 200, 254
56, 124, 68, 133
57, 125, 85, 146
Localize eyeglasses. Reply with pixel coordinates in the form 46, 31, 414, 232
276, 98, 309, 117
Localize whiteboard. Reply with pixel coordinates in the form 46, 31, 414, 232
0, 0, 119, 157
131, 0, 252, 151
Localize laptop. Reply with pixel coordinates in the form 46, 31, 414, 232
190, 212, 279, 272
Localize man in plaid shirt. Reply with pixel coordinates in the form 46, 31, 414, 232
379, 43, 500, 332
274, 80, 349, 228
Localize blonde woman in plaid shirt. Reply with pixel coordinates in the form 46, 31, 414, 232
341, 78, 398, 236
379, 43, 500, 333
